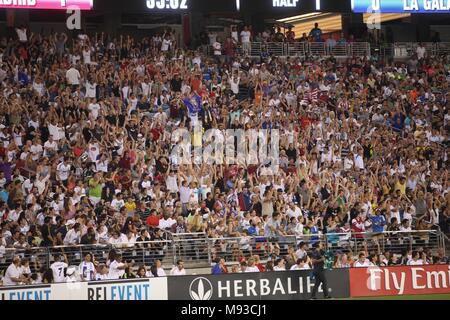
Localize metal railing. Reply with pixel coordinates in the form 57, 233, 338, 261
0, 230, 444, 275
209, 42, 371, 58
390, 42, 450, 59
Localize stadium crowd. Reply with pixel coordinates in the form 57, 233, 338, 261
0, 24, 449, 286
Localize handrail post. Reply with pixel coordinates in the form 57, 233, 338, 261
207, 238, 212, 266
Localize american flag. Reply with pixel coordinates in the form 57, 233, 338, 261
307, 88, 320, 102
300, 88, 320, 105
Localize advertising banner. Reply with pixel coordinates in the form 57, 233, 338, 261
86, 278, 168, 300
0, 278, 168, 300
349, 265, 450, 297
167, 270, 350, 300
351, 0, 450, 13
0, 0, 93, 11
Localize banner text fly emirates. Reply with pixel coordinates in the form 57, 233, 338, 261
350, 265, 450, 297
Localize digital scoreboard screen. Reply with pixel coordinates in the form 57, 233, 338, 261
351, 0, 450, 13
0, 0, 93, 10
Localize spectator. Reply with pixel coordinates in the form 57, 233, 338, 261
170, 259, 186, 276
309, 23, 322, 42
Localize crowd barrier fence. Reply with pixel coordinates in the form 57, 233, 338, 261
2, 264, 450, 300
0, 230, 445, 275
208, 42, 371, 58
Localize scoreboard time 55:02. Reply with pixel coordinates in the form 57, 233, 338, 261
146, 0, 188, 10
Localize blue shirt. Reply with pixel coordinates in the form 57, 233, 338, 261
370, 214, 386, 233
211, 264, 222, 275
0, 190, 8, 202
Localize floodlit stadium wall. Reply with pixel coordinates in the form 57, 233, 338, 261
1, 266, 450, 300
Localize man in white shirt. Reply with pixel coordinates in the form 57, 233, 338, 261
66, 65, 81, 87
56, 157, 71, 182
108, 254, 127, 279
286, 202, 302, 219
50, 254, 69, 283
155, 260, 166, 277
353, 253, 371, 268
161, 35, 172, 52
213, 39, 222, 57
170, 260, 187, 276
416, 43, 426, 60
43, 135, 58, 158
79, 253, 96, 281
3, 256, 25, 286
407, 251, 426, 266
240, 26, 252, 55
295, 242, 308, 260
290, 258, 311, 270
16, 26, 28, 43
30, 139, 43, 161
353, 150, 365, 170
159, 213, 176, 230
85, 80, 97, 98
88, 99, 101, 120
111, 193, 125, 211
245, 258, 260, 273
63, 223, 81, 245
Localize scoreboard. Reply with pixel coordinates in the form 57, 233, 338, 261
0, 0, 93, 10
351, 0, 450, 13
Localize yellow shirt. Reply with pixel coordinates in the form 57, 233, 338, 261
125, 202, 136, 213
395, 181, 406, 195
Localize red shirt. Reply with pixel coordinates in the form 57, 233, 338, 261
191, 78, 201, 93
73, 146, 83, 158
146, 215, 160, 227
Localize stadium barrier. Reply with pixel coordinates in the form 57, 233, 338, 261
209, 42, 371, 58
391, 42, 450, 59
2, 265, 449, 300
0, 230, 444, 272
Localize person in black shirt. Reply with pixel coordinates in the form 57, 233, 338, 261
205, 192, 215, 212
41, 216, 55, 247
80, 227, 97, 245
170, 73, 182, 92
310, 242, 331, 299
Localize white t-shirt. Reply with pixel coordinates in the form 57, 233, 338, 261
245, 266, 260, 273
353, 260, 371, 268
108, 260, 125, 279
213, 42, 222, 56
79, 261, 96, 281
88, 103, 101, 120
159, 218, 176, 230
416, 46, 426, 59
408, 259, 425, 266
157, 267, 167, 277
240, 31, 251, 43
51, 261, 68, 283
66, 68, 81, 85
273, 266, 286, 271
295, 249, 307, 260
85, 82, 97, 98
290, 264, 311, 270
161, 39, 171, 52
16, 28, 27, 42
57, 162, 71, 181
43, 140, 58, 157
3, 263, 22, 286
111, 198, 125, 211
83, 49, 91, 64
170, 267, 186, 276
30, 144, 43, 161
